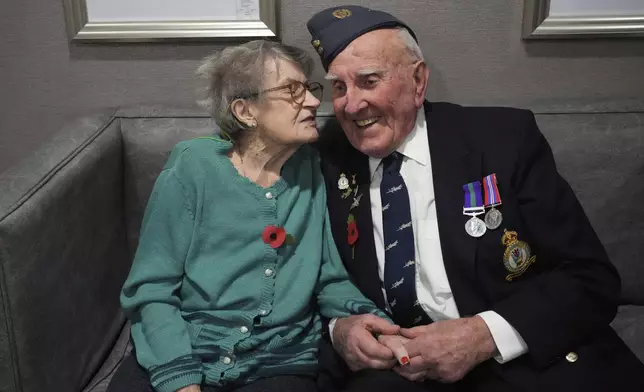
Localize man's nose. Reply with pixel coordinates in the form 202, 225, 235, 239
344, 88, 368, 115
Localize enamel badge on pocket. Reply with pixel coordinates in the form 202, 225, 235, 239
501, 230, 536, 281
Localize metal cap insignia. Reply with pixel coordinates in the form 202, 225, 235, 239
332, 9, 352, 19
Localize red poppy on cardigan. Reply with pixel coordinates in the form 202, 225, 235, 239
262, 225, 286, 248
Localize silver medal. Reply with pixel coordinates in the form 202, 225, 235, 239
465, 216, 487, 238
484, 207, 503, 230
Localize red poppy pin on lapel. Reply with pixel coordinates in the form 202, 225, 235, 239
347, 214, 359, 258
340, 173, 361, 259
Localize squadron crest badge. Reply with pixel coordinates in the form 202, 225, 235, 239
501, 230, 536, 281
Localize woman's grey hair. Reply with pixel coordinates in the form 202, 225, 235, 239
396, 27, 424, 62
196, 40, 314, 140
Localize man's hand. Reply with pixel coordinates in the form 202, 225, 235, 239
396, 316, 497, 383
176, 385, 201, 392
332, 314, 401, 371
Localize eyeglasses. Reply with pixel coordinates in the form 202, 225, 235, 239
245, 81, 324, 104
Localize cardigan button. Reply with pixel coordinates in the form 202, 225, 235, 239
264, 268, 274, 277
240, 326, 249, 333
265, 192, 273, 199
222, 356, 232, 365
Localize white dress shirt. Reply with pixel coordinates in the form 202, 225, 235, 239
330, 108, 528, 363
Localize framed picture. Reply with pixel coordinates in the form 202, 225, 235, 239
523, 0, 644, 39
63, 0, 278, 42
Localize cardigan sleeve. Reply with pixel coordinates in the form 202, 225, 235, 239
120, 166, 203, 392
315, 209, 393, 323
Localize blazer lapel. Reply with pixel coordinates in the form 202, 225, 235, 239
345, 156, 387, 310
318, 127, 387, 310
425, 102, 485, 316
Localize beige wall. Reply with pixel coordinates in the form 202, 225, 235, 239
1, 0, 644, 172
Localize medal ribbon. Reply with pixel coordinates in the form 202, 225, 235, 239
463, 181, 484, 214
483, 173, 502, 207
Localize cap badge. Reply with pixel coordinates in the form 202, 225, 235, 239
332, 9, 352, 19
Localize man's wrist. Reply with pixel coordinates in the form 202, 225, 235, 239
328, 317, 339, 345
472, 315, 499, 361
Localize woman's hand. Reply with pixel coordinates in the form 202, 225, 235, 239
331, 315, 400, 371
377, 334, 411, 366
177, 385, 201, 392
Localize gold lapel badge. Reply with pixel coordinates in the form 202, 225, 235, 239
501, 230, 536, 281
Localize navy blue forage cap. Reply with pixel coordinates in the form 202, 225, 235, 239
307, 5, 417, 71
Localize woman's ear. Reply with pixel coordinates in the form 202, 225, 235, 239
230, 99, 257, 128
412, 61, 430, 108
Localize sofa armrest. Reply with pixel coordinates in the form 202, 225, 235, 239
0, 109, 131, 392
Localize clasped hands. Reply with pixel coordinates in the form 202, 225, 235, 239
332, 314, 497, 383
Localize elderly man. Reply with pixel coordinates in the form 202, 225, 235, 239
309, 5, 644, 392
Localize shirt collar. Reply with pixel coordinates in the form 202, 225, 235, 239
368, 107, 429, 180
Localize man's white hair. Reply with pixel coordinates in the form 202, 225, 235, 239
396, 27, 424, 61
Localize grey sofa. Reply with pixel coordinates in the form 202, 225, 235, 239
1, 103, 643, 392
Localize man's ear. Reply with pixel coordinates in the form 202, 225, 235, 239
412, 61, 430, 108
230, 99, 257, 128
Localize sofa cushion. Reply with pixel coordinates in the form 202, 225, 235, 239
120, 114, 215, 257
84, 323, 132, 392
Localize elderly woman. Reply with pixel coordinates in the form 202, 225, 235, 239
106, 41, 404, 392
